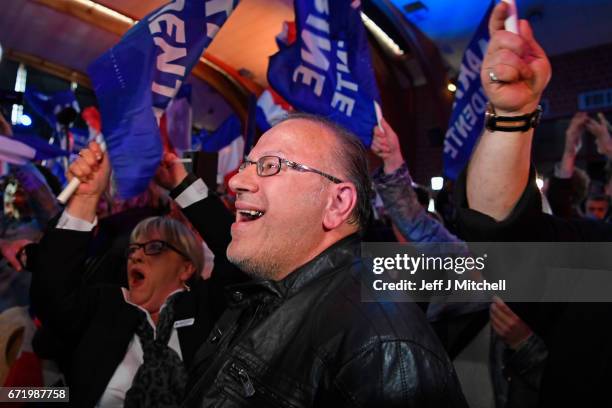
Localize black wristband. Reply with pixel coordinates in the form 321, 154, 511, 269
485, 104, 543, 132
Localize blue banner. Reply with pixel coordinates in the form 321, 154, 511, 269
443, 2, 494, 180
267, 0, 381, 146
200, 114, 242, 152
88, 0, 240, 198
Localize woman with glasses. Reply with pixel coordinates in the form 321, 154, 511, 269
30, 141, 233, 408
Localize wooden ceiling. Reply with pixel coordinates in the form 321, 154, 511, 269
0, 0, 295, 129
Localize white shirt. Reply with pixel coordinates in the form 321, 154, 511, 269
96, 289, 185, 408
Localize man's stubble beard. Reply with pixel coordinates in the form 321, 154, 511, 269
228, 224, 314, 281
229, 185, 327, 280
228, 250, 282, 280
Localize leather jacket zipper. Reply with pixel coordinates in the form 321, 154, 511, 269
231, 363, 256, 397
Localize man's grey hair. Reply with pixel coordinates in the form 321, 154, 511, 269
277, 112, 372, 229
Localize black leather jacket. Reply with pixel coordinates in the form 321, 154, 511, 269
183, 234, 468, 407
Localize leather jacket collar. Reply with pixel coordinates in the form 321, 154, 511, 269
226, 233, 361, 304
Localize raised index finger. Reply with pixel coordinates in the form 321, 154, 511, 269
489, 2, 509, 35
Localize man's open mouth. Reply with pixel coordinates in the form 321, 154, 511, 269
238, 209, 265, 221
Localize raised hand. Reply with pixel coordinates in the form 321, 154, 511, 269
490, 296, 533, 350
371, 118, 404, 174
155, 151, 188, 190
586, 114, 612, 159
69, 141, 110, 198
66, 141, 110, 221
482, 1, 551, 115
564, 112, 588, 156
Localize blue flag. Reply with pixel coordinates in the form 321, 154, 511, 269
88, 0, 240, 198
24, 89, 80, 128
200, 114, 242, 152
443, 2, 494, 180
267, 0, 381, 146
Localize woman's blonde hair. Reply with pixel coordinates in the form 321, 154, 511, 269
130, 216, 204, 279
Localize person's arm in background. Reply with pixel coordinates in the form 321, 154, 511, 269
372, 118, 463, 244
545, 112, 589, 218
466, 2, 551, 221
30, 141, 110, 341
589, 114, 612, 201
155, 153, 248, 318
558, 112, 587, 178
587, 113, 612, 159
155, 152, 236, 261
372, 118, 491, 336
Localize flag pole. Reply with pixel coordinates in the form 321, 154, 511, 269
57, 134, 106, 204
501, 0, 519, 34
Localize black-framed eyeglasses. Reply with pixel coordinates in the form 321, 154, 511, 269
239, 155, 343, 184
126, 240, 187, 259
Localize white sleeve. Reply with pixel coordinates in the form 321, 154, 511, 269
174, 178, 209, 208
56, 210, 98, 231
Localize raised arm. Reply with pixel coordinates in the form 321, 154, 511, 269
545, 112, 588, 218
155, 151, 234, 258
30, 141, 110, 339
155, 152, 248, 315
466, 2, 551, 221
372, 118, 462, 243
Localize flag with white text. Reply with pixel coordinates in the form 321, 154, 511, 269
443, 1, 494, 180
267, 0, 381, 146
88, 0, 240, 197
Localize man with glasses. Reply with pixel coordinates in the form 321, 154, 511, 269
177, 113, 467, 407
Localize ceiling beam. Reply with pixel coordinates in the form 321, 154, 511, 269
6, 48, 92, 88
32, 0, 134, 37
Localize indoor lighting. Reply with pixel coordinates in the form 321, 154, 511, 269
431, 176, 444, 191
19, 114, 32, 127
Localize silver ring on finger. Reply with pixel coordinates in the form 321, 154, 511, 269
488, 70, 501, 83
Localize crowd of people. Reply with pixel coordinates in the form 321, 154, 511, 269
0, 2, 611, 407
